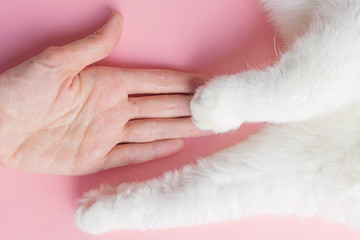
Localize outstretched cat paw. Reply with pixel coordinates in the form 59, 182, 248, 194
74, 183, 149, 234
191, 80, 244, 133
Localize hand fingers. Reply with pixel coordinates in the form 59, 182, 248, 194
101, 139, 185, 170
129, 94, 192, 119
119, 69, 207, 95
123, 117, 213, 142
37, 11, 123, 73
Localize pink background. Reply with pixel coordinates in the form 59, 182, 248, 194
0, 0, 359, 239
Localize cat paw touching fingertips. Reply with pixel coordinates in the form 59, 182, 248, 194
76, 0, 360, 234
191, 79, 244, 133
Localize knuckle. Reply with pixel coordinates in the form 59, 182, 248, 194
126, 147, 137, 165
164, 97, 177, 114
122, 122, 132, 139
154, 122, 165, 139
88, 33, 111, 53
129, 99, 141, 117
36, 46, 64, 69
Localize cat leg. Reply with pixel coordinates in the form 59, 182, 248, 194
258, 0, 317, 43
75, 114, 360, 234
192, 1, 360, 133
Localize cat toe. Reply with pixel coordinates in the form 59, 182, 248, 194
191, 85, 243, 133
75, 194, 119, 234
75, 183, 153, 233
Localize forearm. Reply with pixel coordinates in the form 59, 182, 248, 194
191, 56, 360, 133
226, 67, 353, 123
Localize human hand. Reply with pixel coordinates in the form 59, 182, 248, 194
0, 12, 210, 175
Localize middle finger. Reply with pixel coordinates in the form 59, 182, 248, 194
129, 94, 192, 119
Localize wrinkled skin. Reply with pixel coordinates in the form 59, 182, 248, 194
0, 12, 210, 175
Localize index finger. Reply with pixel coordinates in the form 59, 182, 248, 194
123, 69, 208, 95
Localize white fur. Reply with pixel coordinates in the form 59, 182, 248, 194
75, 0, 360, 234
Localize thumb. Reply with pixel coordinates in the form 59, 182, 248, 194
39, 11, 123, 72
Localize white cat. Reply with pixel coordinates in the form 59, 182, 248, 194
75, 0, 360, 234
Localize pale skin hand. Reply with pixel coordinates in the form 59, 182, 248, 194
0, 12, 211, 175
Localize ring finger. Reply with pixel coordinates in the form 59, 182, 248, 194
123, 117, 212, 142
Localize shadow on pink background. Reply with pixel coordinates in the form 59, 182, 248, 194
1, 0, 359, 239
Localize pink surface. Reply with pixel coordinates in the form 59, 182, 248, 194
0, 0, 359, 239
